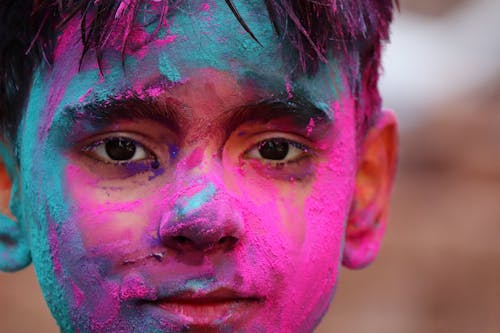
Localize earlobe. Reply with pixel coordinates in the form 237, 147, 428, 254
0, 214, 31, 272
343, 110, 398, 269
0, 143, 31, 272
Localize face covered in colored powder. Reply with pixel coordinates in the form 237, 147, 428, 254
2, 1, 397, 332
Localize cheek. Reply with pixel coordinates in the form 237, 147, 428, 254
63, 163, 158, 254
222, 163, 309, 247
267, 184, 315, 247
303, 100, 357, 251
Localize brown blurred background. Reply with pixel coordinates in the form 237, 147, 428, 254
1, 0, 499, 332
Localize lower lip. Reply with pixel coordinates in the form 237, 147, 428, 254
152, 299, 260, 326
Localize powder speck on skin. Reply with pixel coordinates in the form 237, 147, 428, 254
306, 118, 315, 137
200, 3, 211, 11
78, 88, 94, 103
285, 75, 293, 99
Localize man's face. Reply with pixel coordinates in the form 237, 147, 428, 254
18, 1, 359, 332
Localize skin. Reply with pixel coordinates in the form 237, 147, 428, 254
0, 1, 397, 332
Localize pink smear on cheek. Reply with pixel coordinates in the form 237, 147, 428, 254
65, 163, 143, 220
119, 273, 156, 301
89, 281, 121, 330
65, 163, 99, 193
71, 282, 85, 308
48, 223, 63, 277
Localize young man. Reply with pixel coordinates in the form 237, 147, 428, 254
0, 0, 398, 332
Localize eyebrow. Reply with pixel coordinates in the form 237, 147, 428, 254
60, 91, 332, 140
61, 94, 181, 133
224, 94, 332, 136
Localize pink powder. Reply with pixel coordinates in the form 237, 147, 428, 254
48, 223, 63, 276
200, 3, 211, 11
306, 118, 315, 137
71, 282, 85, 307
285, 76, 294, 99
39, 17, 82, 139
184, 147, 204, 169
153, 34, 177, 47
78, 88, 94, 103
120, 273, 156, 301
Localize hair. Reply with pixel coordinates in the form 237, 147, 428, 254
0, 0, 397, 143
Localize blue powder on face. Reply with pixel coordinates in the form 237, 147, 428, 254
158, 53, 182, 83
18, 69, 75, 332
176, 182, 217, 218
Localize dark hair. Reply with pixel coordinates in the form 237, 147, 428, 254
0, 0, 397, 143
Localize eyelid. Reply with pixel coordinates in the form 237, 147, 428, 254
79, 132, 158, 163
78, 129, 154, 147
242, 131, 316, 155
242, 133, 316, 167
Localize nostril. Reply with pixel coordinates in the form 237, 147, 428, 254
173, 236, 190, 244
168, 235, 196, 251
218, 236, 238, 250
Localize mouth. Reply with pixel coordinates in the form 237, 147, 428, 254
144, 288, 263, 326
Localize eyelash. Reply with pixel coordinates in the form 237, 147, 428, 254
244, 137, 313, 166
82, 136, 158, 166
80, 134, 313, 179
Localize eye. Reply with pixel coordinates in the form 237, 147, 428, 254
245, 138, 310, 163
83, 137, 153, 164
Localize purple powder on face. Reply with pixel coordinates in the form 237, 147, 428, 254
168, 144, 179, 160
151, 160, 160, 169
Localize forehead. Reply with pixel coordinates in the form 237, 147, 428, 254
44, 0, 342, 103
21, 0, 349, 147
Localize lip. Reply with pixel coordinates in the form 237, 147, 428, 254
144, 288, 263, 326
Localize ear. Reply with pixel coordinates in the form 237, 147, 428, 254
343, 110, 398, 269
0, 142, 31, 272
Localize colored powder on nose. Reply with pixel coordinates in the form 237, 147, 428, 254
177, 182, 217, 217
185, 147, 204, 169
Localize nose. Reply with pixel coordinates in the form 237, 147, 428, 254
158, 183, 244, 253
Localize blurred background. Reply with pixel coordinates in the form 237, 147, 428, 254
1, 0, 499, 331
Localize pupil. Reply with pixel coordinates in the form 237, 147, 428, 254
258, 139, 289, 160
105, 138, 136, 161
